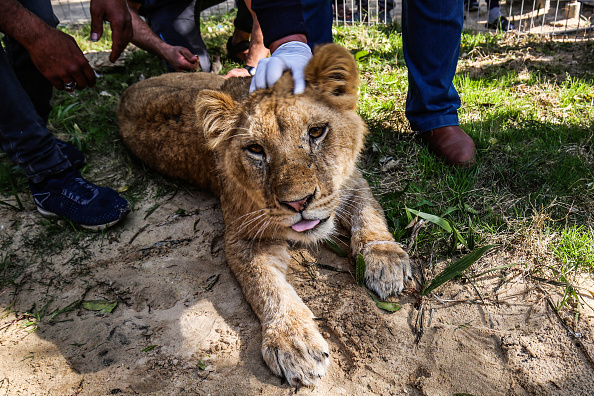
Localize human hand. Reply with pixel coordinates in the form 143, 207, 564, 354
225, 68, 251, 78
90, 0, 133, 63
162, 45, 199, 71
27, 27, 96, 91
249, 41, 312, 94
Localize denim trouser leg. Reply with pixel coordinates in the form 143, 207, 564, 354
2, 0, 59, 124
402, 0, 464, 133
302, 0, 333, 49
0, 0, 70, 184
0, 47, 71, 184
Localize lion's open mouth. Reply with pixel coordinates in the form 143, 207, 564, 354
291, 217, 329, 232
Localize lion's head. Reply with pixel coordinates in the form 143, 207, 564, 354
196, 44, 367, 244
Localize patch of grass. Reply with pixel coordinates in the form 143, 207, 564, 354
553, 226, 594, 274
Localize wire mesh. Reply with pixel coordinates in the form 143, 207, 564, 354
51, 0, 593, 39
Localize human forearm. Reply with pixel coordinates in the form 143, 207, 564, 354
128, 3, 197, 71
0, 0, 54, 50
129, 4, 167, 56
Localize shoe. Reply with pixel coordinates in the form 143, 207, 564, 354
465, 0, 479, 12
29, 168, 130, 230
487, 16, 515, 31
55, 138, 86, 169
419, 126, 476, 167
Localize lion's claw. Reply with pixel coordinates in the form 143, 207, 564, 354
363, 242, 411, 299
262, 322, 330, 387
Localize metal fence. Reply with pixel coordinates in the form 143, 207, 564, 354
51, 0, 593, 39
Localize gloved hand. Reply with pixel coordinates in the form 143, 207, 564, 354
249, 41, 312, 94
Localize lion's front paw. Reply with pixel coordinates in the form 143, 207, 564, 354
362, 241, 411, 299
261, 318, 330, 387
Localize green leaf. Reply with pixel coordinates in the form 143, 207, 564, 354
467, 217, 476, 251
368, 291, 402, 312
354, 50, 369, 60
441, 206, 458, 217
197, 360, 208, 370
421, 245, 498, 295
142, 345, 159, 352
82, 300, 117, 314
326, 239, 348, 257
407, 208, 452, 233
464, 203, 480, 215
356, 253, 366, 287
451, 223, 467, 246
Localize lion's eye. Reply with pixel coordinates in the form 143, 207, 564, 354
246, 144, 265, 156
308, 124, 328, 140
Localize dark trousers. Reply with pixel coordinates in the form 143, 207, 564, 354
0, 0, 71, 183
402, 0, 464, 132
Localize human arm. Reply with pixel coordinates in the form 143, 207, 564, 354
89, 0, 133, 63
128, 1, 198, 71
224, 0, 269, 78
0, 0, 96, 90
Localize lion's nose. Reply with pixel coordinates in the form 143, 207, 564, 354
280, 194, 313, 212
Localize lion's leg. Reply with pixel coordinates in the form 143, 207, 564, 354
340, 173, 412, 299
225, 238, 330, 387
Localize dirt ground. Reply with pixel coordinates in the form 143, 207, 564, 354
1, 175, 594, 395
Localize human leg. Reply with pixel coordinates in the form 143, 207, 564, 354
402, 0, 475, 165
378, 0, 395, 23
1, 0, 59, 123
486, 0, 514, 30
302, 0, 333, 48
0, 43, 129, 228
0, 0, 129, 228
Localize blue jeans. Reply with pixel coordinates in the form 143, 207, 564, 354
402, 0, 463, 133
0, 0, 72, 184
303, 0, 333, 48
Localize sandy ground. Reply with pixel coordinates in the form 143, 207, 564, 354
1, 174, 594, 395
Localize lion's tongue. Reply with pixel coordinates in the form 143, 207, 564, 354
291, 219, 320, 232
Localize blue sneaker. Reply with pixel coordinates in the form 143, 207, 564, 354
55, 139, 86, 169
29, 168, 130, 230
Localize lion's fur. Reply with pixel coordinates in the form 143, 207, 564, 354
117, 44, 411, 387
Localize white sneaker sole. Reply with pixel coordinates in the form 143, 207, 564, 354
36, 206, 126, 231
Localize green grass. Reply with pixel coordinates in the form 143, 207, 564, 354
0, 17, 593, 316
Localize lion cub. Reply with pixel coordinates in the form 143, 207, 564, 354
117, 44, 411, 387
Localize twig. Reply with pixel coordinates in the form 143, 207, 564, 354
540, 288, 594, 372
312, 262, 347, 273
406, 219, 426, 252
128, 224, 149, 245
414, 304, 425, 344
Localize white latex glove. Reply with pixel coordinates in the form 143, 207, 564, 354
249, 41, 312, 94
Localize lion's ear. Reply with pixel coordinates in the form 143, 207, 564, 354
196, 90, 237, 150
304, 43, 360, 110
